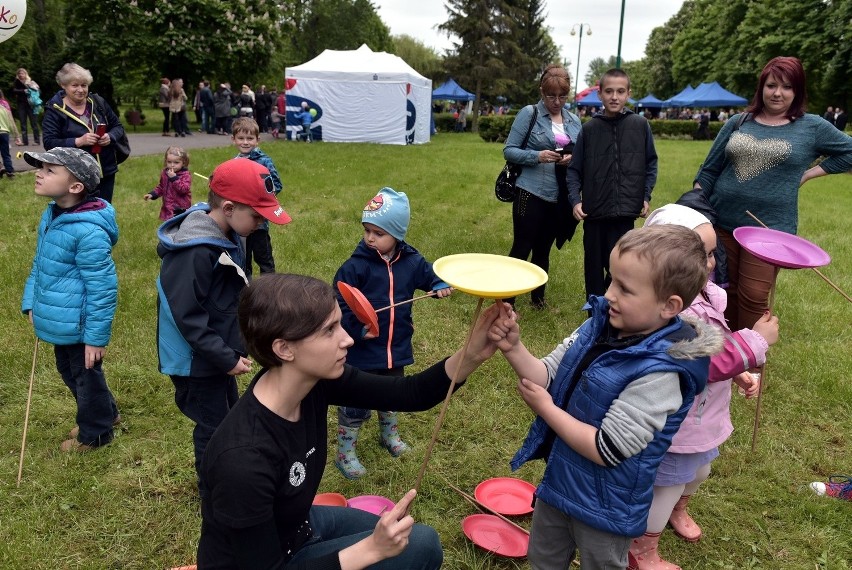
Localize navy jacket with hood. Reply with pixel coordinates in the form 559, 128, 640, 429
334, 240, 447, 370
156, 205, 249, 377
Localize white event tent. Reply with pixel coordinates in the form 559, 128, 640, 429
284, 44, 432, 145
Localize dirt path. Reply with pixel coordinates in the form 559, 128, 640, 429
9, 130, 278, 173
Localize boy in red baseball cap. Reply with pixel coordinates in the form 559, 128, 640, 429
155, 158, 290, 489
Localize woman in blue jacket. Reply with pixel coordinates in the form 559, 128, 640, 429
504, 64, 581, 309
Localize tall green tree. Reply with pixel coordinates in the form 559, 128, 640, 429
293, 0, 393, 63
391, 35, 444, 80
584, 56, 617, 88
500, 0, 560, 103
439, 0, 508, 132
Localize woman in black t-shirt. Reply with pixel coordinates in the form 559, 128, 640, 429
197, 274, 506, 570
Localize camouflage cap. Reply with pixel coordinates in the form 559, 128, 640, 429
24, 147, 101, 193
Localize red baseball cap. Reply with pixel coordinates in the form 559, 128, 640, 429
209, 158, 291, 224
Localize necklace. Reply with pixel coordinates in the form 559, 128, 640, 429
757, 113, 789, 126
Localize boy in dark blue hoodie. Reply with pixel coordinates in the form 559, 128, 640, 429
333, 187, 451, 479
156, 158, 290, 486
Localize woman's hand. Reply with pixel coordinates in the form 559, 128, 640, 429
98, 133, 112, 146
338, 490, 418, 569
75, 132, 100, 147
572, 203, 586, 221
556, 153, 572, 166
538, 150, 561, 164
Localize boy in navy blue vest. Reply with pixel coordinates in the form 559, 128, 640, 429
489, 225, 722, 569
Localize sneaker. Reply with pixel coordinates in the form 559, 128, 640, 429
810, 475, 852, 501
60, 439, 94, 453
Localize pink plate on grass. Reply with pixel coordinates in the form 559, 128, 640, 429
733, 227, 830, 269
313, 492, 347, 507
474, 477, 535, 516
347, 495, 395, 515
462, 514, 529, 558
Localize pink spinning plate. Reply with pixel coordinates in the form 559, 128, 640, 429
733, 227, 830, 269
462, 514, 529, 558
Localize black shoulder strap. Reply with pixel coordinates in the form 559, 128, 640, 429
733, 112, 751, 131
520, 105, 539, 150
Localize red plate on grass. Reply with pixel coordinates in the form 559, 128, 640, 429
474, 477, 535, 516
347, 495, 395, 515
337, 281, 379, 337
462, 514, 529, 557
733, 226, 830, 269
313, 492, 347, 507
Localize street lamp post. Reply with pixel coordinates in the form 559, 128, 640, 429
616, 0, 626, 68
570, 23, 592, 99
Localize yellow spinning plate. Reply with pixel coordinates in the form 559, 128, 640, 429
433, 254, 548, 299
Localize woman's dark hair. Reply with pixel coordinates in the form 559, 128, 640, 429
746, 56, 807, 119
539, 64, 571, 96
238, 274, 338, 368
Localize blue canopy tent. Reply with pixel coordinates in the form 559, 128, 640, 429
637, 93, 666, 109
664, 84, 695, 107
431, 78, 475, 101
666, 82, 748, 108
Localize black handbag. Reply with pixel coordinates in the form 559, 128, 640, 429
495, 106, 538, 202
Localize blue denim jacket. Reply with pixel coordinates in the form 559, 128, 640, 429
503, 101, 581, 203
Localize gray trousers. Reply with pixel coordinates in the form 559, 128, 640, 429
528, 499, 631, 570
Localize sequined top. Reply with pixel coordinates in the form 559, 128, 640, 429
696, 113, 852, 234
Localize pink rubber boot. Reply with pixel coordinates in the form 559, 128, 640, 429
669, 495, 702, 542
627, 532, 682, 570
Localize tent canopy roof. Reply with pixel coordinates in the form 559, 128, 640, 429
637, 93, 666, 108
666, 82, 748, 107
432, 78, 474, 101
286, 44, 430, 86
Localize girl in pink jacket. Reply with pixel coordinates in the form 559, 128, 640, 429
144, 146, 192, 220
629, 204, 780, 570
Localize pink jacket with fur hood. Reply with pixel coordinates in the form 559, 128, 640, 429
667, 280, 769, 453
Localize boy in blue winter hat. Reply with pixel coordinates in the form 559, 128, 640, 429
332, 187, 452, 479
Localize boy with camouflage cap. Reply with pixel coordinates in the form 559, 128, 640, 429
21, 147, 121, 452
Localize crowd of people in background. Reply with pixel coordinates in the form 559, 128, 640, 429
156, 77, 287, 138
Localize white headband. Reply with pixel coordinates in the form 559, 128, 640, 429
644, 203, 711, 230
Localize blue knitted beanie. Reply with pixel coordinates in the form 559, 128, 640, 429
361, 187, 410, 241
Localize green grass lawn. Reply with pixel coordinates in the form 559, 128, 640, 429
0, 134, 849, 569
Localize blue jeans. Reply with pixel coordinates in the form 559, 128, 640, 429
289, 505, 443, 569
0, 132, 13, 172
202, 105, 215, 133
171, 374, 239, 483
54, 343, 118, 446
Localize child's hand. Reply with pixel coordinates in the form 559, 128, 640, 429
752, 311, 779, 346
362, 325, 378, 340
166, 168, 175, 178
435, 287, 453, 299
144, 193, 153, 201
84, 345, 105, 369
26, 310, 33, 325
487, 302, 518, 352
228, 356, 253, 376
733, 371, 760, 399
517, 377, 553, 414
